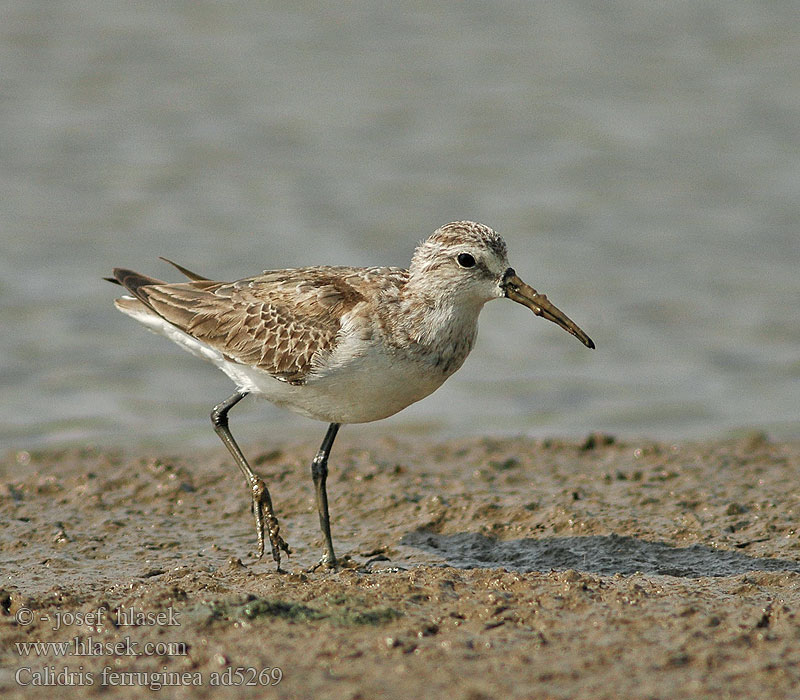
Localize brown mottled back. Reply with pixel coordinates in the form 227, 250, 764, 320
117, 266, 407, 384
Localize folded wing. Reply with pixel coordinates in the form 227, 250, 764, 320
111, 266, 370, 384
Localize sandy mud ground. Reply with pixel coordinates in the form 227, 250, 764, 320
1, 432, 799, 698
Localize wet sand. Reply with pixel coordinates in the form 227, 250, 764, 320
1, 432, 799, 698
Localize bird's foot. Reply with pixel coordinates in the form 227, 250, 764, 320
250, 477, 290, 572
308, 552, 338, 573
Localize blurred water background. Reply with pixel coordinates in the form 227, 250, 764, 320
1, 1, 798, 450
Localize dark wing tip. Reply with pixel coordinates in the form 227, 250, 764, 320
109, 268, 165, 302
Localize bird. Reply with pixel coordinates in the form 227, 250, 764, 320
107, 221, 594, 571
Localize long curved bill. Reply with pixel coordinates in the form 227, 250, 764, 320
503, 271, 595, 349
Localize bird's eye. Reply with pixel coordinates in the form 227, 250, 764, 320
456, 253, 476, 268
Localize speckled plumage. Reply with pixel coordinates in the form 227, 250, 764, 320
120, 266, 391, 384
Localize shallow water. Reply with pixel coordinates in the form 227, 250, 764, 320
1, 1, 798, 450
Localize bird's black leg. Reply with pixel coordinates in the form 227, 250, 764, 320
211, 391, 290, 571
311, 422, 341, 569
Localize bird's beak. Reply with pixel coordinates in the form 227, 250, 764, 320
503, 269, 595, 349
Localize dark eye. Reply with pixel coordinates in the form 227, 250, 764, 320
456, 253, 476, 268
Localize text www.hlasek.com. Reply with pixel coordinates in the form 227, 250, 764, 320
16, 637, 187, 658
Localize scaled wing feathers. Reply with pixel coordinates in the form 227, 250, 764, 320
123, 268, 373, 384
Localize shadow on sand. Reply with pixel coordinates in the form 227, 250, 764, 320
401, 530, 800, 578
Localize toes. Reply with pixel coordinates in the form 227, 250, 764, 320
308, 553, 338, 572
247, 477, 289, 572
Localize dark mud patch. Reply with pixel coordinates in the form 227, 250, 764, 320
402, 531, 800, 577
195, 594, 402, 627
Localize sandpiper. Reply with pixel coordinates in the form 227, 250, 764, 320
108, 221, 594, 571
